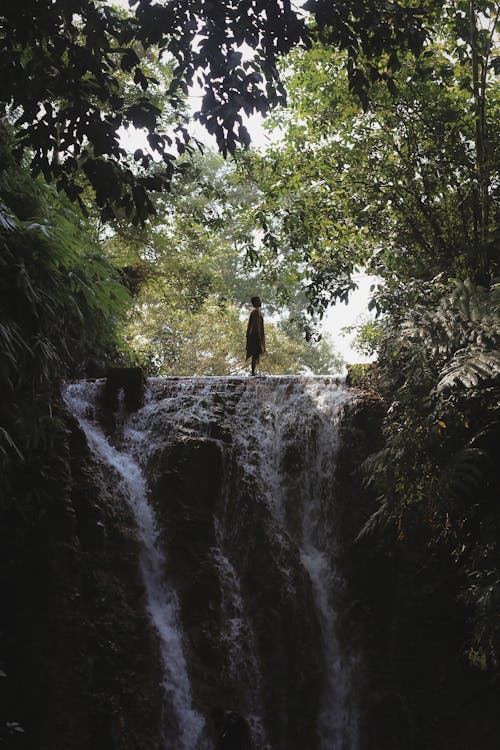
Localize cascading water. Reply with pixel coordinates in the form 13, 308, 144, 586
228, 378, 358, 749
298, 395, 359, 750
63, 382, 209, 750
64, 376, 358, 750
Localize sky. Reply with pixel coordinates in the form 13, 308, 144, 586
321, 276, 376, 364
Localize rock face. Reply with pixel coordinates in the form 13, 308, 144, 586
141, 377, 355, 749
0, 404, 163, 750
58, 376, 359, 750
102, 366, 145, 413
150, 433, 324, 749
3, 375, 498, 750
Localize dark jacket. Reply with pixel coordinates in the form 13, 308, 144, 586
246, 307, 266, 359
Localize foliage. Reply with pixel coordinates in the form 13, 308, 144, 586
241, 6, 500, 313
360, 280, 500, 666
0, 0, 439, 221
99, 151, 342, 375
0, 120, 129, 743
305, 0, 433, 87
345, 362, 373, 386
0, 0, 295, 220
347, 317, 385, 359
126, 295, 341, 376
0, 127, 128, 466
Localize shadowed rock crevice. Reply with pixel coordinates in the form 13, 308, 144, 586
102, 367, 145, 413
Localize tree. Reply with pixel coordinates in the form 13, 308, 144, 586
241, 17, 500, 317
98, 150, 342, 374
0, 125, 128, 465
462, 0, 500, 278
0, 0, 303, 222
0, 0, 437, 222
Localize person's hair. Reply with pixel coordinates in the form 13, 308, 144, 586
251, 296, 261, 306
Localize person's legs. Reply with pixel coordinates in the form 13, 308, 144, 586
251, 355, 258, 375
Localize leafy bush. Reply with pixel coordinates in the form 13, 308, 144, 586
361, 279, 500, 666
0, 127, 129, 467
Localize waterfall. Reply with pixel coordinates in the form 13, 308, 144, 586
229, 377, 358, 749
64, 382, 209, 750
64, 376, 358, 750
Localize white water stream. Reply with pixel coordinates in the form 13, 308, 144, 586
230, 378, 358, 750
64, 382, 208, 750
64, 376, 358, 750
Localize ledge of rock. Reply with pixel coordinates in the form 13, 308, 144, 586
102, 367, 144, 412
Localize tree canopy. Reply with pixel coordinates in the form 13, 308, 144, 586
0, 0, 438, 222
97, 151, 343, 375
242, 3, 500, 316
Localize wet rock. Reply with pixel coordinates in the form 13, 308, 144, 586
102, 367, 144, 413
150, 436, 229, 712
212, 709, 253, 750
149, 399, 325, 750
0, 405, 163, 750
222, 480, 323, 750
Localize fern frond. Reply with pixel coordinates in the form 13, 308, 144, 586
0, 426, 24, 461
437, 348, 500, 392
441, 446, 489, 500
355, 499, 391, 541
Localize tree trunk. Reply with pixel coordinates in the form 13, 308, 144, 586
469, 0, 490, 282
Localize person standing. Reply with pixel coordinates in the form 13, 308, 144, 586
246, 296, 265, 375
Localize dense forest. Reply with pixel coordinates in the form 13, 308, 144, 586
1, 0, 499, 746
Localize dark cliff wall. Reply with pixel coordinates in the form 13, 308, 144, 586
335, 393, 500, 750
0, 405, 162, 750
2, 382, 499, 750
149, 431, 324, 749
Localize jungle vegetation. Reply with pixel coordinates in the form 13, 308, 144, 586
0, 0, 499, 693
239, 1, 500, 666
243, 8, 499, 302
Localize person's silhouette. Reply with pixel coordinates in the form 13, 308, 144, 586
245, 296, 265, 376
